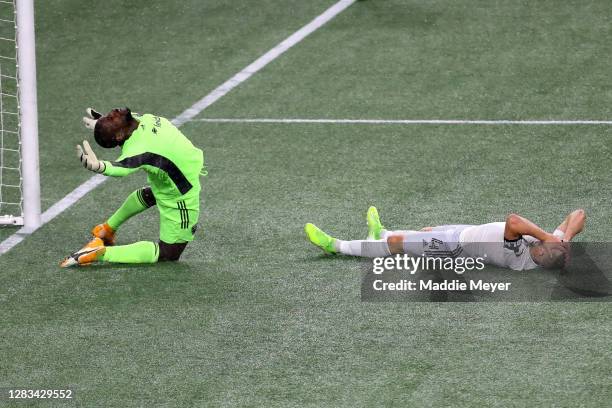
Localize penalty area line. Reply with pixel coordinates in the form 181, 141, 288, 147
0, 0, 357, 256
192, 118, 612, 125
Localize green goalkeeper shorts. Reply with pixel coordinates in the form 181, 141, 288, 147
158, 197, 200, 244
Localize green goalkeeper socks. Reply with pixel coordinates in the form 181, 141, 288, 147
102, 241, 159, 264
107, 189, 150, 231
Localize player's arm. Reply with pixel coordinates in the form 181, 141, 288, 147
554, 209, 586, 241
504, 213, 560, 242
76, 140, 138, 177
101, 160, 140, 177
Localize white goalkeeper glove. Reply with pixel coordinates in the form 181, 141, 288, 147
82, 107, 102, 130
76, 140, 106, 173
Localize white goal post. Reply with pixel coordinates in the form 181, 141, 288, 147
0, 0, 40, 231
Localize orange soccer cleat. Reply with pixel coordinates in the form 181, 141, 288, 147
91, 223, 116, 246
60, 237, 106, 267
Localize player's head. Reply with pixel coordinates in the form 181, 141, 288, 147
529, 242, 568, 269
94, 107, 136, 148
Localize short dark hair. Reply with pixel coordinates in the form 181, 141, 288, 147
93, 107, 134, 148
94, 119, 119, 148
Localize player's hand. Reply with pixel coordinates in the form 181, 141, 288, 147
82, 107, 102, 130
76, 140, 106, 173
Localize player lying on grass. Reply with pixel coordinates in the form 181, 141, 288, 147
60, 108, 206, 267
305, 207, 586, 270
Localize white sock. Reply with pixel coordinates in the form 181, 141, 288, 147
381, 229, 414, 239
335, 239, 391, 258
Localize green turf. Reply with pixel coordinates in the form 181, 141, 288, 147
1, 0, 611, 407
204, 0, 612, 120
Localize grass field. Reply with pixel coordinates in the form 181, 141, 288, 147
1, 0, 611, 406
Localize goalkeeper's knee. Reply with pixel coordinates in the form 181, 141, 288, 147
138, 187, 156, 208
158, 241, 187, 262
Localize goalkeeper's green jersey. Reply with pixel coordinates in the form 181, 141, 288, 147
102, 114, 205, 207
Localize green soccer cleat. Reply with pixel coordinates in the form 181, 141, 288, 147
367, 206, 385, 240
304, 223, 337, 255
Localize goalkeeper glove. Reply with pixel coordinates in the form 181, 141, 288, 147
76, 140, 106, 173
82, 107, 102, 130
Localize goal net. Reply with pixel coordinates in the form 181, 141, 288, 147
0, 0, 20, 225
0, 0, 40, 229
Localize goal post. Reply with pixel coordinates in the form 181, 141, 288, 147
16, 0, 40, 231
0, 0, 40, 231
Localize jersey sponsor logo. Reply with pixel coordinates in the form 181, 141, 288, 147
424, 245, 463, 258
113, 153, 193, 195
431, 238, 443, 249
422, 238, 463, 258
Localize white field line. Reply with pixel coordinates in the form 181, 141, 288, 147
0, 0, 357, 256
193, 118, 612, 125
0, 174, 107, 253
172, 0, 356, 126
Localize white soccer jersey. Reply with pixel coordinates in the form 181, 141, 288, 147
458, 222, 539, 270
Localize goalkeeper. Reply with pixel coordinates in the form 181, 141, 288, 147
60, 107, 205, 267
